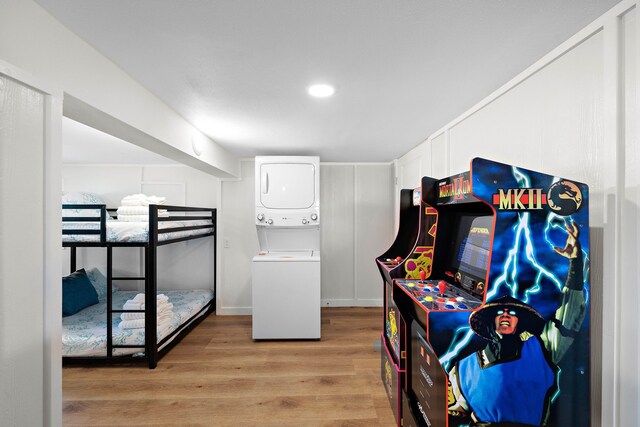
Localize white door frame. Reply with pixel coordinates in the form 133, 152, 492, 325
1, 59, 63, 427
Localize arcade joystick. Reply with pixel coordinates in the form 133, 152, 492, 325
395, 256, 403, 263
419, 270, 426, 281
437, 280, 447, 296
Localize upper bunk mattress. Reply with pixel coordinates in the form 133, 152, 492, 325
62, 219, 213, 243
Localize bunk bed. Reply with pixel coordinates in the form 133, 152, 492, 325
62, 198, 216, 369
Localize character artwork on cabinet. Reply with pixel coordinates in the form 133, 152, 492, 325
403, 207, 438, 280
431, 159, 590, 427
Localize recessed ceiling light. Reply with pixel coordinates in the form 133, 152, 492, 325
307, 84, 335, 98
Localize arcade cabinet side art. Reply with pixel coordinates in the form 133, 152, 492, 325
440, 158, 591, 427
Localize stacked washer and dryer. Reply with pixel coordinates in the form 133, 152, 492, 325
252, 156, 321, 339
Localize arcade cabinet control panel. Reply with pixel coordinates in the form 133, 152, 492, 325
394, 278, 482, 311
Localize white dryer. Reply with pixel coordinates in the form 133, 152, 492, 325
252, 156, 321, 339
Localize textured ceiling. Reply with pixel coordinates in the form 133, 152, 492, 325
36, 0, 620, 163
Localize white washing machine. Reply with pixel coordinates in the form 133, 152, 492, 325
252, 250, 321, 339
252, 156, 321, 340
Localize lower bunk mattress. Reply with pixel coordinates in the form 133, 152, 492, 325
63, 289, 213, 357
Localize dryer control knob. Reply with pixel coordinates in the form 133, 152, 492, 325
267, 219, 273, 225
302, 218, 308, 224
311, 213, 318, 221
257, 213, 265, 222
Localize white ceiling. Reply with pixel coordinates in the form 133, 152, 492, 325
37, 0, 620, 164
62, 117, 178, 165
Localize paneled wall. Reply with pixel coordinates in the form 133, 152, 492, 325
61, 165, 219, 292
219, 160, 394, 314
321, 164, 395, 306
396, 2, 639, 426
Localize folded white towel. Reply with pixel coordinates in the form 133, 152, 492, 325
120, 194, 166, 207
122, 294, 145, 309
119, 318, 145, 329
117, 215, 151, 222
120, 303, 173, 320
158, 311, 174, 322
119, 312, 175, 329
123, 302, 142, 311
123, 301, 172, 310
117, 206, 146, 215
120, 294, 173, 321
158, 315, 173, 330
120, 312, 145, 321
157, 303, 173, 316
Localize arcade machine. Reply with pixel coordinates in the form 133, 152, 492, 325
375, 176, 438, 423
378, 158, 590, 427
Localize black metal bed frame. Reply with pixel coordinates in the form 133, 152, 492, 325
62, 204, 217, 369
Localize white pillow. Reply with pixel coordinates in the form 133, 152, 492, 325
85, 267, 118, 301
62, 192, 111, 219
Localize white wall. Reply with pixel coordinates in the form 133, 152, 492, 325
1, 71, 46, 427
218, 159, 395, 314
620, 11, 640, 427
396, 2, 639, 425
321, 163, 395, 306
62, 164, 219, 292
0, 0, 239, 178
1, 64, 62, 426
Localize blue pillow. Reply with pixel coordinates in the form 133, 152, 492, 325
62, 269, 99, 317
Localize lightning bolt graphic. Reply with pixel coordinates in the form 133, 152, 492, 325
490, 168, 562, 302
439, 326, 472, 369
441, 167, 587, 373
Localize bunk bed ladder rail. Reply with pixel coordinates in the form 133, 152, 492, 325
105, 247, 149, 360
212, 208, 217, 309
107, 247, 113, 358
145, 206, 159, 368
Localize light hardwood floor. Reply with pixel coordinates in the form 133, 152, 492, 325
63, 307, 396, 426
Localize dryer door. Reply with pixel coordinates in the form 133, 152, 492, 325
259, 162, 316, 209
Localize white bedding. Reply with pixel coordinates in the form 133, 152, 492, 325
62, 289, 213, 357
62, 219, 213, 243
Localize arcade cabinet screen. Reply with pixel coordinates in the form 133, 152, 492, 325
451, 214, 493, 280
